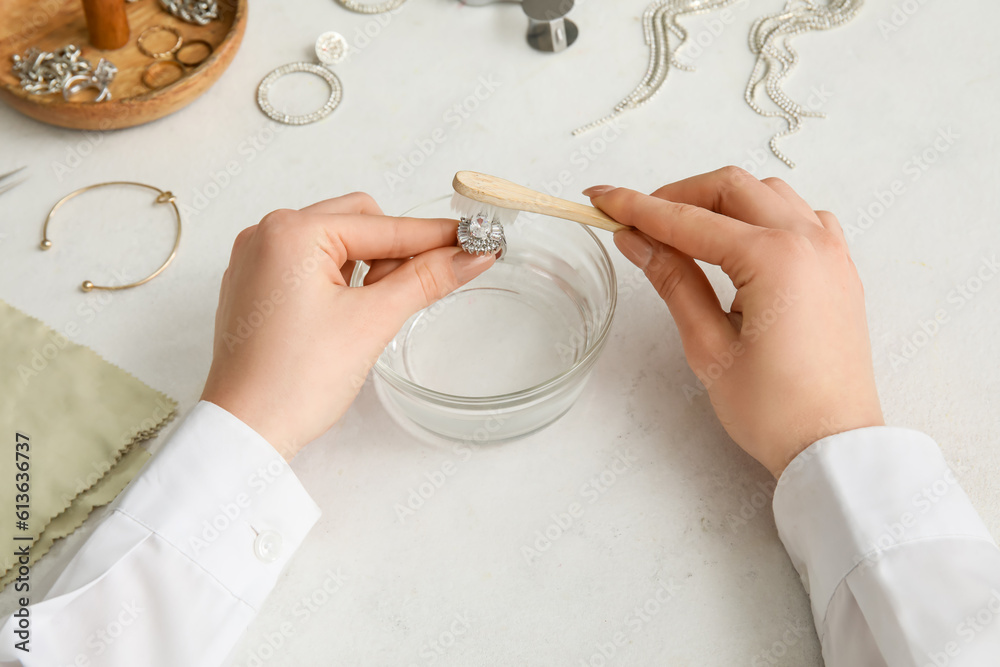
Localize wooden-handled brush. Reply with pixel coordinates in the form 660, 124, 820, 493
451, 171, 627, 233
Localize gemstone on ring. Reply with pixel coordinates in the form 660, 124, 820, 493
468, 214, 492, 239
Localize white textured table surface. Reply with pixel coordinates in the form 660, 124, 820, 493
2, 1, 998, 665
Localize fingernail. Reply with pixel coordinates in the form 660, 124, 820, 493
582, 185, 616, 197
452, 250, 495, 283
614, 230, 653, 269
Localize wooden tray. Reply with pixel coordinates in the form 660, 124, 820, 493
0, 0, 246, 130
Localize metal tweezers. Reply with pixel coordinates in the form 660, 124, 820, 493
0, 167, 26, 196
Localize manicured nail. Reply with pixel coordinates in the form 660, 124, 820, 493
452, 250, 495, 283
614, 230, 653, 269
582, 185, 616, 197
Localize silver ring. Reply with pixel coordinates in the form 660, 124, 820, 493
457, 214, 507, 259
62, 74, 91, 99
256, 62, 343, 126
62, 74, 111, 102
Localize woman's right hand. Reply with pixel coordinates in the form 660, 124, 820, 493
585, 168, 884, 478
201, 193, 495, 460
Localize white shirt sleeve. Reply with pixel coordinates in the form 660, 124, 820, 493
773, 426, 1000, 667
0, 401, 321, 667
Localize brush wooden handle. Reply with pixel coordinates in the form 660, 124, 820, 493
453, 171, 627, 233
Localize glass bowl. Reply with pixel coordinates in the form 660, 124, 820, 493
351, 197, 617, 443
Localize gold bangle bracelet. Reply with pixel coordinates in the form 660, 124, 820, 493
40, 181, 182, 293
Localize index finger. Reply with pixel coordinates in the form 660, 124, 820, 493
301, 213, 460, 265
650, 166, 807, 232
299, 191, 385, 216
588, 187, 758, 275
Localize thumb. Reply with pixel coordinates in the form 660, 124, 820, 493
615, 229, 736, 359
365, 246, 496, 328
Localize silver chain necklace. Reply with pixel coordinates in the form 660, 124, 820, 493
334, 0, 408, 14
744, 0, 864, 168
574, 0, 739, 136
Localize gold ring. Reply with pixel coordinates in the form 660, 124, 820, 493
175, 39, 213, 67
141, 59, 186, 89
40, 182, 183, 293
137, 25, 183, 59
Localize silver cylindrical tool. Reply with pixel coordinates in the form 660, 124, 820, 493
522, 0, 578, 53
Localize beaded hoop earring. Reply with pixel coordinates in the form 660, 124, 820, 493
256, 32, 348, 126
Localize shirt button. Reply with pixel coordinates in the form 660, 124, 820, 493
253, 530, 282, 563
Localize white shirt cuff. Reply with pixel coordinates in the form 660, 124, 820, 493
772, 426, 996, 630
109, 400, 322, 610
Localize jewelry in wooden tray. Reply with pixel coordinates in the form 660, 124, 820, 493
11, 45, 117, 102
175, 40, 214, 67
136, 25, 184, 59
134, 24, 216, 90
158, 0, 219, 25
0, 0, 246, 130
